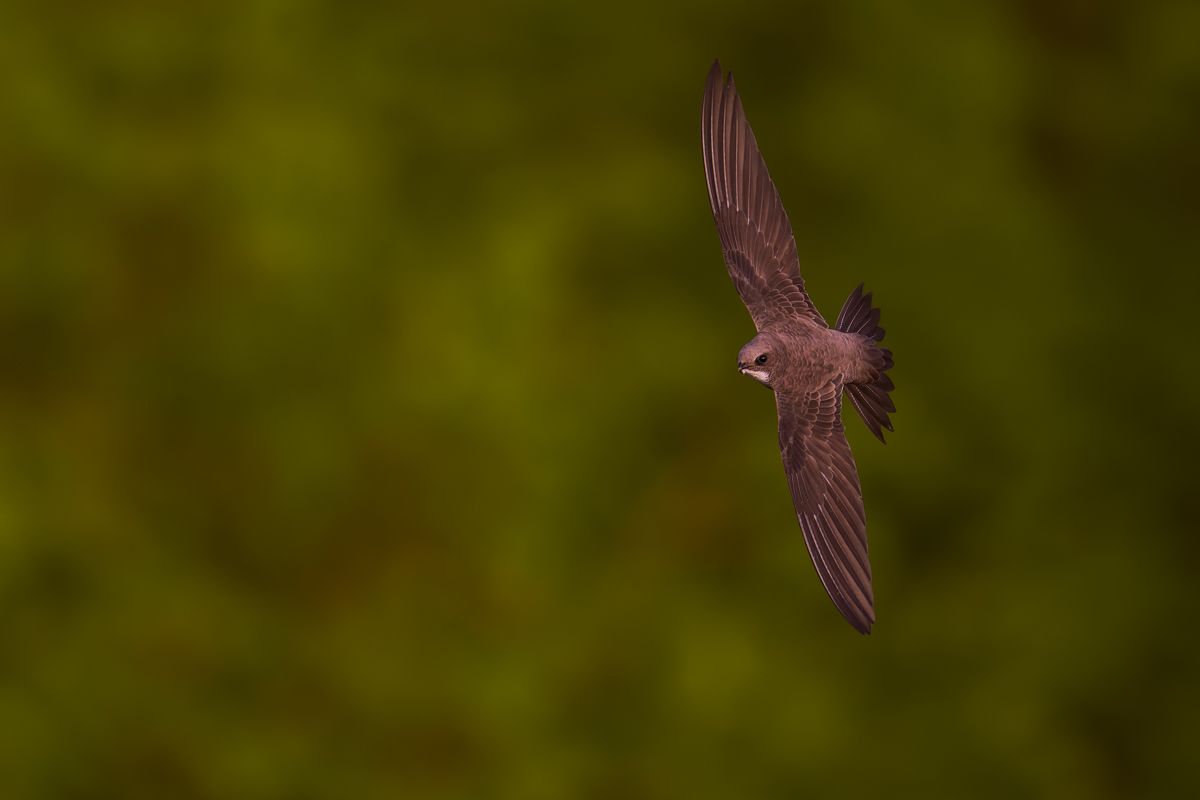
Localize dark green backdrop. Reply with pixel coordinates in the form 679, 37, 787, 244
3, 1, 1198, 797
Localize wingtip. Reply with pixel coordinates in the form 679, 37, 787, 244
852, 609, 876, 635
706, 59, 723, 87
706, 59, 735, 89
838, 610, 874, 635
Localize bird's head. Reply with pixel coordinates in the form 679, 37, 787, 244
737, 334, 781, 387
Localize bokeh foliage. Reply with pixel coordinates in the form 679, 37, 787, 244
2, 1, 1199, 797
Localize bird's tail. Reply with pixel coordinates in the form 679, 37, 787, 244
836, 284, 895, 443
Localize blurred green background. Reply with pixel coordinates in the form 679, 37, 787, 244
2, 1, 1199, 797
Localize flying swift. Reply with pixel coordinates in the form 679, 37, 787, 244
701, 61, 896, 633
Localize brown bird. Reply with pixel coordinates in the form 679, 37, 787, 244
701, 61, 895, 634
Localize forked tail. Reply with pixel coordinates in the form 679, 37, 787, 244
836, 284, 895, 443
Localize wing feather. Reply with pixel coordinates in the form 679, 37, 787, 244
702, 61, 825, 330
777, 379, 876, 633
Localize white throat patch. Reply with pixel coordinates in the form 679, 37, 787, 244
741, 369, 770, 385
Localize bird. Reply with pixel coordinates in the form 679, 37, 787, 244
701, 60, 895, 634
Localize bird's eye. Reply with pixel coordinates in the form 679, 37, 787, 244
755, 354, 769, 366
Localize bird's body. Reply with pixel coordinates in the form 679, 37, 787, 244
702, 61, 895, 634
738, 324, 878, 390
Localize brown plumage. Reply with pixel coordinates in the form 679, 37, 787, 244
702, 61, 895, 634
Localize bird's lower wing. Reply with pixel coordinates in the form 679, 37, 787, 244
777, 379, 875, 633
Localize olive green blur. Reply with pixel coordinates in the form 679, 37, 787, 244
2, 1, 1198, 797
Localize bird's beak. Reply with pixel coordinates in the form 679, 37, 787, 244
737, 362, 771, 386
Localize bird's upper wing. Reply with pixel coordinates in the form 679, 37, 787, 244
702, 61, 826, 331
777, 378, 875, 633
